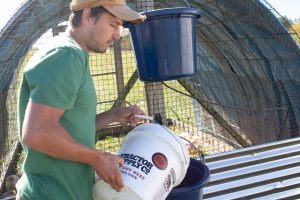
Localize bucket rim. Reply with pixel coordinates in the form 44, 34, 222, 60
169, 159, 210, 194
123, 7, 201, 27
141, 7, 201, 18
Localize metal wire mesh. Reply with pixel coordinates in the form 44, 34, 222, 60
0, 0, 300, 193
0, 0, 71, 192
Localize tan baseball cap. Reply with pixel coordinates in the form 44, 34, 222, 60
70, 0, 145, 23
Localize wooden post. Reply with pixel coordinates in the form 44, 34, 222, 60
113, 39, 126, 107
112, 70, 139, 108
134, 0, 167, 124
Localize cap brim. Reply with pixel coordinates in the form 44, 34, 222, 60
103, 5, 145, 23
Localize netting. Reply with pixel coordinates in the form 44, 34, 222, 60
0, 0, 300, 193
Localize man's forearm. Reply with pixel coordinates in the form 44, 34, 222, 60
95, 109, 117, 131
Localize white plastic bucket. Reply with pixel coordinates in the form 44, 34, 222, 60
93, 123, 190, 200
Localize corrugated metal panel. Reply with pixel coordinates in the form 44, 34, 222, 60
203, 137, 300, 199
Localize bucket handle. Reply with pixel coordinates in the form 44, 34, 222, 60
179, 136, 206, 165
160, 124, 206, 165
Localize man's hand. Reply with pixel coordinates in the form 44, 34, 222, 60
96, 105, 147, 130
112, 105, 147, 126
92, 151, 125, 192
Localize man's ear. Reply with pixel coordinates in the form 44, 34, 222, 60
82, 8, 92, 24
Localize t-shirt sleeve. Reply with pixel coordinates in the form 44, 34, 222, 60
25, 48, 84, 110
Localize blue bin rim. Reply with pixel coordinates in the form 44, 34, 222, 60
141, 7, 201, 18
170, 158, 210, 194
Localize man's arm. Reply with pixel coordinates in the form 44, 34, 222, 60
21, 100, 124, 191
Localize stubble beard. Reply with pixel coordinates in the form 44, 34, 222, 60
87, 31, 108, 53
88, 42, 107, 53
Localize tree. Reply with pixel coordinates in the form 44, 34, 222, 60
294, 17, 300, 23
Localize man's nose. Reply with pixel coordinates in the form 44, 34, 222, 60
112, 28, 121, 41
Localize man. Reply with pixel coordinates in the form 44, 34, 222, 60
16, 0, 145, 199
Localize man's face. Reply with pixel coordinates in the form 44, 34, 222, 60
86, 11, 122, 53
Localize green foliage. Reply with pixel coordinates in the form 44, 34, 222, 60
162, 81, 196, 124
95, 135, 125, 154
189, 144, 210, 158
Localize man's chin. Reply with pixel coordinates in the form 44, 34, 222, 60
92, 48, 107, 54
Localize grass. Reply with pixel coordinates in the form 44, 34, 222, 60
89, 49, 196, 124
291, 23, 300, 45
292, 23, 300, 33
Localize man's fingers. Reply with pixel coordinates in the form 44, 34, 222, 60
101, 173, 124, 192
95, 152, 126, 192
118, 157, 124, 167
111, 157, 125, 191
109, 171, 124, 192
115, 171, 125, 190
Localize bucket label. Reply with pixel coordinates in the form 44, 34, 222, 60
153, 168, 176, 200
120, 153, 154, 176
152, 153, 168, 170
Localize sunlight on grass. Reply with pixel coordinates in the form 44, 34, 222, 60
291, 23, 300, 46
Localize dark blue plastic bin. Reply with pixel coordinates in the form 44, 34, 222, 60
166, 158, 210, 200
124, 8, 201, 82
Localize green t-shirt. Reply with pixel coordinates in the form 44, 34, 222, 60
17, 35, 97, 200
